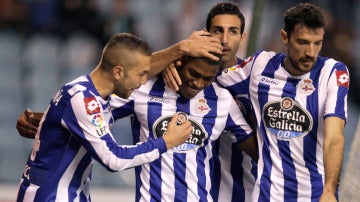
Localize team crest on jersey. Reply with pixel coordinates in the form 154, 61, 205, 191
152, 115, 207, 152
262, 97, 313, 140
194, 98, 211, 115
336, 70, 349, 87
84, 97, 101, 115
297, 79, 315, 96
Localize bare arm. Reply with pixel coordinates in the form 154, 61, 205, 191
320, 116, 345, 202
148, 30, 222, 78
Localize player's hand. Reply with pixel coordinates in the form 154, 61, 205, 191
16, 109, 43, 139
162, 113, 192, 149
162, 61, 182, 91
180, 30, 222, 61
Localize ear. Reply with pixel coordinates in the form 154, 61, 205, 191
113, 66, 124, 80
280, 29, 288, 45
240, 31, 247, 43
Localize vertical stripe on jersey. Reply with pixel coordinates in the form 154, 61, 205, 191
198, 85, 218, 200
210, 141, 221, 202
174, 153, 187, 202
305, 59, 323, 201
231, 145, 245, 201
68, 152, 92, 201
174, 95, 190, 201
258, 57, 277, 201
280, 77, 301, 200
148, 78, 166, 201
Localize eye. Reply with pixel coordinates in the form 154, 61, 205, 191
189, 71, 201, 78
298, 40, 306, 45
204, 77, 215, 82
230, 28, 240, 35
139, 71, 148, 77
211, 27, 223, 34
314, 41, 322, 46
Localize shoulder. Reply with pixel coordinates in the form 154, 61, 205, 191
211, 82, 234, 99
63, 75, 93, 97
315, 56, 349, 77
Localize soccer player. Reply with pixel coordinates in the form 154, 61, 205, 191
109, 53, 257, 201
164, 2, 349, 202
216, 3, 349, 201
163, 2, 257, 202
16, 33, 193, 201
17, 2, 258, 202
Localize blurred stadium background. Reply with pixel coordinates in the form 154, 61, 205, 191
0, 0, 359, 201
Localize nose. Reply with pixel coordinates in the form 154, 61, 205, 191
140, 75, 148, 85
192, 78, 205, 90
305, 44, 315, 57
221, 31, 229, 44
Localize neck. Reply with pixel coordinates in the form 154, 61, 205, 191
220, 57, 238, 70
90, 67, 113, 99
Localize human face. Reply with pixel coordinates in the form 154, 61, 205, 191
114, 53, 150, 98
178, 59, 219, 99
281, 25, 324, 76
209, 14, 245, 69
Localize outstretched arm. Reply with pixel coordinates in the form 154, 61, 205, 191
149, 30, 222, 78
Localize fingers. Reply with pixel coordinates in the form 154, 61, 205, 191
188, 30, 210, 39
203, 51, 222, 61
24, 108, 34, 119
169, 65, 182, 87
31, 112, 43, 126
163, 65, 181, 91
16, 125, 36, 139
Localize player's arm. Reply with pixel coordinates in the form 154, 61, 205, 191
320, 116, 345, 202
67, 94, 192, 171
224, 94, 258, 161
149, 30, 222, 78
16, 109, 43, 139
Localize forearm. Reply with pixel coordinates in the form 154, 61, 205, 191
323, 134, 344, 192
149, 30, 222, 78
149, 41, 185, 78
323, 117, 345, 193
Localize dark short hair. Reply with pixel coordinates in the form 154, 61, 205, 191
182, 52, 222, 67
283, 3, 326, 37
101, 33, 152, 70
206, 2, 245, 34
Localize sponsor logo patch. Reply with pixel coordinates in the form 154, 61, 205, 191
84, 97, 101, 115
153, 115, 207, 152
336, 70, 349, 87
149, 96, 170, 104
260, 76, 280, 86
96, 126, 107, 137
262, 97, 313, 140
91, 114, 104, 127
222, 56, 254, 74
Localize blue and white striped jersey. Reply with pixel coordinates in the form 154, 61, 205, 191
17, 75, 168, 202
217, 51, 349, 201
110, 75, 254, 202
211, 57, 257, 202
211, 131, 257, 202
